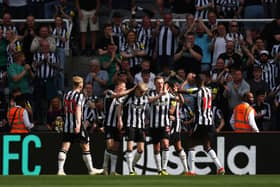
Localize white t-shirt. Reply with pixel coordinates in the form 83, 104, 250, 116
212, 37, 226, 66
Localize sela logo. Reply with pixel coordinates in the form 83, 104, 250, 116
123, 137, 256, 175
2, 135, 42, 176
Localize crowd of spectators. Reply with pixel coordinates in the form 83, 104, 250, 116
0, 0, 280, 132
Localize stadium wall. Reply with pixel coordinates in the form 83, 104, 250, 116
0, 133, 279, 175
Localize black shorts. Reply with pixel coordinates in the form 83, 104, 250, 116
170, 132, 181, 145
150, 127, 170, 144
104, 126, 122, 142
62, 132, 90, 144
125, 128, 145, 142
192, 125, 216, 145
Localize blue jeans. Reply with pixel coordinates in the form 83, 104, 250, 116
244, 5, 264, 31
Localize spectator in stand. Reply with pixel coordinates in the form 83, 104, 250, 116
248, 65, 269, 97
252, 90, 272, 131
250, 37, 265, 61
263, 0, 278, 18
180, 72, 197, 111
111, 58, 134, 87
47, 96, 64, 132
52, 15, 68, 91
153, 0, 170, 19
55, 0, 76, 20
134, 58, 155, 82
226, 21, 244, 56
85, 58, 108, 97
30, 25, 56, 53
0, 28, 8, 72
0, 12, 18, 39
246, 50, 280, 91
100, 43, 121, 87
120, 30, 146, 75
21, 15, 37, 65
240, 0, 264, 45
211, 23, 227, 67
180, 13, 195, 38
97, 23, 119, 55
206, 10, 218, 34
216, 0, 242, 18
262, 16, 280, 52
194, 18, 213, 72
112, 12, 126, 51
212, 87, 225, 133
136, 15, 155, 60
28, 0, 45, 18
194, 0, 213, 19
6, 30, 23, 67
170, 0, 195, 27
76, 0, 100, 56
7, 51, 34, 98
211, 57, 231, 85
6, 0, 27, 19
174, 32, 202, 75
33, 40, 60, 126
218, 40, 242, 68
154, 12, 179, 72
223, 66, 250, 114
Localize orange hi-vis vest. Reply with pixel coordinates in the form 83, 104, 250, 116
233, 102, 255, 132
7, 107, 29, 133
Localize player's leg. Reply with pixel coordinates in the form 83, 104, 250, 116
203, 133, 224, 175
131, 129, 145, 175
104, 138, 114, 175
111, 140, 120, 175
110, 128, 121, 175
174, 138, 189, 173
80, 142, 104, 175
151, 128, 162, 174
125, 128, 135, 175
187, 137, 197, 176
161, 137, 170, 175
57, 141, 71, 175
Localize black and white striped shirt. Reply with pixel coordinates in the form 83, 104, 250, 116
52, 26, 67, 48
104, 90, 122, 128
255, 59, 279, 91
122, 93, 149, 129
6, 40, 22, 66
33, 52, 58, 79
158, 25, 178, 56
212, 105, 223, 129
120, 41, 145, 68
180, 104, 195, 133
148, 90, 174, 128
196, 87, 213, 126
216, 0, 239, 18
63, 90, 85, 133
0, 25, 17, 38
112, 24, 126, 50
271, 44, 280, 58
136, 25, 154, 57
83, 96, 95, 123
195, 0, 211, 19
170, 97, 181, 134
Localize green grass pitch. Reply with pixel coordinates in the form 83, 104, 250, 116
0, 175, 280, 187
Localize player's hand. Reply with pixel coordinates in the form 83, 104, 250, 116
75, 126, 80, 134
117, 120, 123, 131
